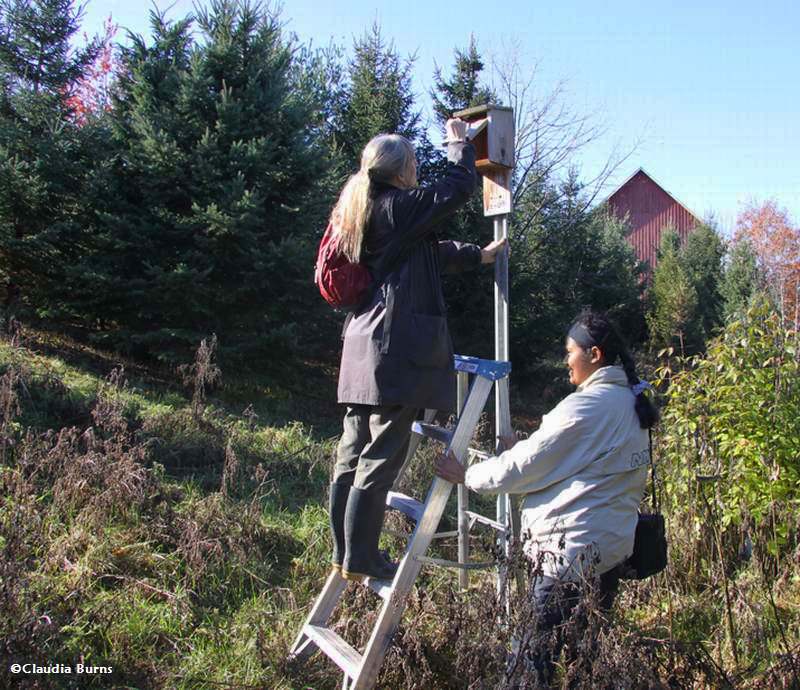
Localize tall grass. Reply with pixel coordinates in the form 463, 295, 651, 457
1, 318, 799, 689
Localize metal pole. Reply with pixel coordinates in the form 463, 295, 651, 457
457, 372, 469, 590
494, 214, 511, 575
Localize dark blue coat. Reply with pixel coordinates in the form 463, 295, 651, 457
337, 142, 481, 412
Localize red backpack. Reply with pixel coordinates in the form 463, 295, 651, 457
314, 222, 374, 310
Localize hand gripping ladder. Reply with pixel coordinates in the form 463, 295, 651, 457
288, 355, 511, 690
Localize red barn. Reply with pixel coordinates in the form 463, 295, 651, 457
605, 168, 701, 276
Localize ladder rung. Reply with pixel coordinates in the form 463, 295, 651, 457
411, 422, 453, 445
468, 447, 490, 461
465, 510, 506, 532
386, 491, 424, 522
432, 530, 459, 539
415, 555, 496, 570
382, 528, 410, 539
364, 577, 393, 600
304, 625, 363, 679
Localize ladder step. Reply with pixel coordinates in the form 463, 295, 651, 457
304, 625, 363, 679
382, 528, 411, 539
364, 577, 393, 600
465, 510, 506, 532
432, 530, 459, 539
468, 447, 490, 461
453, 354, 511, 381
386, 491, 424, 522
411, 422, 453, 445
415, 555, 496, 570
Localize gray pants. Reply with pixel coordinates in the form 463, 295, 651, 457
332, 404, 420, 492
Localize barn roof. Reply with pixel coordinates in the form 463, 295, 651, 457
603, 167, 702, 224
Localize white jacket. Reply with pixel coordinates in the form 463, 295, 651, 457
464, 366, 649, 579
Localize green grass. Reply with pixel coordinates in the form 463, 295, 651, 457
2, 329, 798, 689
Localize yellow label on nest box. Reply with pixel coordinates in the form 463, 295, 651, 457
483, 167, 512, 216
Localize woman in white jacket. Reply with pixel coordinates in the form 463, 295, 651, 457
435, 310, 658, 671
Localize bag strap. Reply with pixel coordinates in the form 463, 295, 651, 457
648, 428, 660, 513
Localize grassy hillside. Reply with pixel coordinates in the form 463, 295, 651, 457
1, 325, 798, 689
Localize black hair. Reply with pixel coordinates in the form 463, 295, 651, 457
568, 309, 659, 429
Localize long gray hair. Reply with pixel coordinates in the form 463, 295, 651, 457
331, 134, 417, 262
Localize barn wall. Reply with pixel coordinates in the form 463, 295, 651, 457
608, 170, 700, 272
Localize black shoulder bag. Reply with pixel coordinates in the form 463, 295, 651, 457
621, 429, 668, 580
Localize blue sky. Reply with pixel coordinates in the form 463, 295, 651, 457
80, 0, 800, 235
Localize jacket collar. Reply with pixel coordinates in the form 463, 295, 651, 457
577, 365, 629, 392
369, 181, 401, 198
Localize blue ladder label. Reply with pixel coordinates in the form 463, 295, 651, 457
453, 355, 511, 381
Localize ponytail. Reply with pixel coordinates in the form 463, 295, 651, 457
330, 134, 417, 263
332, 170, 371, 262
618, 342, 659, 429
569, 310, 659, 429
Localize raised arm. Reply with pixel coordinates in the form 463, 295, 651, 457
391, 141, 476, 250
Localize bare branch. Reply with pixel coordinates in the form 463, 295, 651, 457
486, 42, 639, 230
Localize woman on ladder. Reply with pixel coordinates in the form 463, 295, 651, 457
330, 118, 506, 582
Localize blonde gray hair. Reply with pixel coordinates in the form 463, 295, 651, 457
331, 134, 417, 262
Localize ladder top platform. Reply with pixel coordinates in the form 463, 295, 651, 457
454, 355, 511, 381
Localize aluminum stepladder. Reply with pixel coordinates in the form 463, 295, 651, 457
288, 354, 512, 690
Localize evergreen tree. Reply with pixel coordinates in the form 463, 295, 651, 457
509, 173, 644, 372
721, 238, 760, 321
431, 36, 495, 126
71, 1, 329, 364
331, 22, 421, 170
0, 0, 100, 317
646, 230, 699, 354
681, 221, 725, 340
0, 0, 98, 95
426, 39, 499, 357
587, 209, 646, 334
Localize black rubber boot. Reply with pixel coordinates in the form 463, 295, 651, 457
341, 487, 397, 582
329, 482, 350, 571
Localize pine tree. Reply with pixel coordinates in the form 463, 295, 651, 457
71, 1, 329, 364
509, 176, 644, 369
431, 36, 494, 127
427, 38, 498, 356
681, 221, 725, 341
721, 238, 760, 321
646, 230, 699, 354
332, 22, 421, 170
0, 0, 100, 317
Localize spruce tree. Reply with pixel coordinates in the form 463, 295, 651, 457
427, 38, 497, 357
586, 209, 645, 336
681, 221, 725, 341
646, 230, 699, 354
332, 22, 421, 171
74, 1, 328, 364
721, 238, 760, 321
0, 0, 100, 317
509, 175, 644, 369
431, 36, 494, 127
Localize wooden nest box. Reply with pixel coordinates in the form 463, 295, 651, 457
453, 104, 515, 172
454, 104, 515, 216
